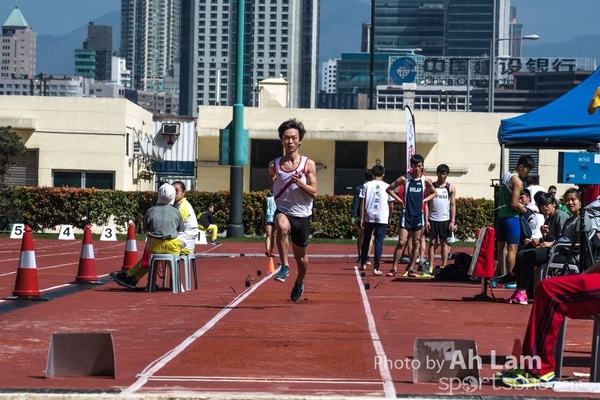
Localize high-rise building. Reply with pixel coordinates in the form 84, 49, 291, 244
373, 0, 446, 55
120, 0, 181, 92
372, 0, 509, 58
0, 6, 35, 78
321, 59, 338, 93
179, 0, 319, 116
75, 23, 112, 81
508, 7, 523, 58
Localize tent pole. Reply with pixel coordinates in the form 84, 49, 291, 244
500, 143, 505, 178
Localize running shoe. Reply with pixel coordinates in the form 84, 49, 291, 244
366, 259, 372, 265
403, 266, 416, 277
109, 271, 125, 281
290, 281, 304, 301
373, 269, 382, 276
495, 273, 516, 285
507, 290, 528, 305
501, 370, 555, 388
355, 257, 361, 263
386, 268, 397, 277
114, 274, 137, 290
494, 368, 525, 379
274, 265, 290, 282
505, 283, 517, 289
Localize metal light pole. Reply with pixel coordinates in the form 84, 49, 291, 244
467, 59, 471, 111
487, 0, 497, 113
488, 34, 539, 113
228, 0, 246, 238
368, 0, 375, 110
488, 0, 539, 114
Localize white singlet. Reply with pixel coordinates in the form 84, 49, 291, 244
272, 156, 313, 218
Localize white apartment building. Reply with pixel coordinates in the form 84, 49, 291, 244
179, 0, 319, 115
111, 56, 132, 88
120, 0, 181, 92
321, 59, 338, 93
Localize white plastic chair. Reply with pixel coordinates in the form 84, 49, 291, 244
146, 253, 181, 293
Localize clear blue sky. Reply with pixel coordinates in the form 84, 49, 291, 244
1, 0, 599, 43
0, 0, 119, 36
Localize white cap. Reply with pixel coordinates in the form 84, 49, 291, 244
157, 183, 176, 205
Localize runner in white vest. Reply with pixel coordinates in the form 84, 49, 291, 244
268, 119, 318, 302
426, 164, 456, 271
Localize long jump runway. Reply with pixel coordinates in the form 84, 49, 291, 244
0, 238, 597, 399
126, 259, 391, 397
0, 238, 393, 398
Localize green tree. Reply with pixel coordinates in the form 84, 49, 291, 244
0, 126, 28, 222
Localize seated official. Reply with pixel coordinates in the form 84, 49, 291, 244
198, 204, 219, 245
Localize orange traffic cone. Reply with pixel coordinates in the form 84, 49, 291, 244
75, 225, 100, 283
267, 257, 275, 274
11, 226, 42, 300
122, 223, 137, 271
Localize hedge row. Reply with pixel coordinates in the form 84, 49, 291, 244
5, 187, 494, 241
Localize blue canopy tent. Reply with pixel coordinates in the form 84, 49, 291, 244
499, 67, 600, 150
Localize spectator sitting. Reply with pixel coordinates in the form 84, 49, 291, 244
520, 189, 544, 249
110, 183, 185, 289
173, 181, 198, 255
507, 188, 593, 304
199, 204, 219, 245
496, 191, 568, 285
499, 259, 600, 388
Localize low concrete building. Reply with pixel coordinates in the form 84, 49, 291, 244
1, 97, 154, 191
0, 96, 572, 201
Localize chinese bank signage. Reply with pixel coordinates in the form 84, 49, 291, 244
389, 55, 596, 86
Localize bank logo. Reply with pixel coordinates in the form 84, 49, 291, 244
390, 58, 417, 84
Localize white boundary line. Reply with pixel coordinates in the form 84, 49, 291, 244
147, 375, 383, 385
121, 268, 275, 395
354, 266, 396, 398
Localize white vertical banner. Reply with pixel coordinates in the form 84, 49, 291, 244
405, 106, 416, 171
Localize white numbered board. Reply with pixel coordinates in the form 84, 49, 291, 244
195, 230, 207, 245
58, 225, 75, 240
10, 223, 25, 239
100, 226, 117, 241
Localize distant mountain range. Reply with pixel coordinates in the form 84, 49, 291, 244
37, 10, 120, 75
36, 5, 599, 77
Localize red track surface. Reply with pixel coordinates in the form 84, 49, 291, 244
0, 237, 598, 398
